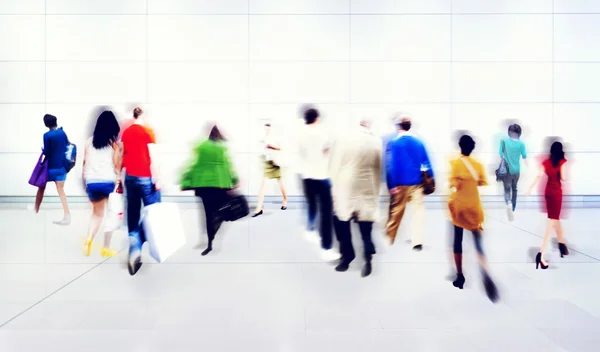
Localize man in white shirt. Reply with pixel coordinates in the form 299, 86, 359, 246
297, 108, 339, 261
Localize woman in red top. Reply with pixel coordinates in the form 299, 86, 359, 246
527, 141, 568, 270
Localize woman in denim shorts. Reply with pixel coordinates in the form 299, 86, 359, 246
82, 110, 122, 258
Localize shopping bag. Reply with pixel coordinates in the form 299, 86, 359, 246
104, 192, 123, 232
142, 203, 186, 263
28, 153, 48, 188
219, 194, 249, 222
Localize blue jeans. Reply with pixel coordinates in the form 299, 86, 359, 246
503, 173, 520, 211
125, 175, 161, 254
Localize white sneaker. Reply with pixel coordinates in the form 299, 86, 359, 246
304, 230, 320, 244
506, 205, 514, 222
321, 249, 341, 261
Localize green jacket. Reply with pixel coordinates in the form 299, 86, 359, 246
180, 140, 238, 190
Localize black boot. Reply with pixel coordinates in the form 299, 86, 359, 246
483, 273, 499, 303
452, 273, 465, 289
335, 260, 350, 272
362, 255, 373, 277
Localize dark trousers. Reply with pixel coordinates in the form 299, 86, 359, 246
503, 173, 520, 211
453, 225, 484, 255
195, 188, 228, 246
125, 175, 161, 254
303, 178, 333, 250
334, 217, 376, 264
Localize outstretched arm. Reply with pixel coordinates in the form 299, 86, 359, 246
526, 167, 543, 195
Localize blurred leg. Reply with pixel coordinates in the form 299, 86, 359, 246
125, 177, 143, 254
555, 220, 565, 244
334, 217, 354, 264
278, 178, 288, 207
304, 179, 317, 231
358, 221, 375, 259
255, 177, 266, 213
385, 187, 409, 245
453, 225, 464, 273
86, 199, 107, 242
502, 177, 511, 206
318, 180, 333, 250
539, 219, 553, 264
511, 173, 520, 212
411, 186, 425, 247
54, 181, 71, 224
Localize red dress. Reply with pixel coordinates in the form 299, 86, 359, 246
543, 159, 566, 220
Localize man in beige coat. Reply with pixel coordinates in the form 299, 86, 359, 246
330, 120, 382, 277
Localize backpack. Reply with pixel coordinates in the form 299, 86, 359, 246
64, 133, 77, 173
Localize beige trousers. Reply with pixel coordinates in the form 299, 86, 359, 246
386, 185, 424, 246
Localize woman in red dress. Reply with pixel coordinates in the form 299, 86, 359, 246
527, 141, 568, 269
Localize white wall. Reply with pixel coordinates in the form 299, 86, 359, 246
1, 0, 599, 197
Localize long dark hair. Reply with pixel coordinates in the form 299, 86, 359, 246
92, 110, 120, 149
550, 141, 565, 168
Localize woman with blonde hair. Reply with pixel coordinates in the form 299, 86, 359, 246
82, 110, 121, 257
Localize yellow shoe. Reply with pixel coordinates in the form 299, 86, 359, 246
101, 248, 117, 258
83, 239, 92, 256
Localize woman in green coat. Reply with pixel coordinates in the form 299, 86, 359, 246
181, 126, 239, 256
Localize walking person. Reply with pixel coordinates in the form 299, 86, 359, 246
35, 114, 71, 225
82, 110, 121, 257
499, 124, 528, 221
121, 107, 161, 275
527, 141, 568, 270
448, 135, 499, 302
330, 120, 382, 277
297, 107, 339, 261
252, 123, 288, 217
385, 115, 434, 250
180, 125, 239, 256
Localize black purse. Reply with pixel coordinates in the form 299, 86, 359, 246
495, 140, 509, 182
219, 193, 249, 222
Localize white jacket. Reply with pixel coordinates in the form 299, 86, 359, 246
330, 126, 382, 222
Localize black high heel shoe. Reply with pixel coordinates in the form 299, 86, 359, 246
452, 273, 465, 289
558, 243, 569, 258
252, 210, 263, 218
535, 252, 549, 270
483, 274, 499, 303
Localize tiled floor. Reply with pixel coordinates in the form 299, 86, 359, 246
0, 202, 599, 351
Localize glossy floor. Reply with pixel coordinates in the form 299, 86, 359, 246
0, 203, 599, 352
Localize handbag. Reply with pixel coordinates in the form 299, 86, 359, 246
495, 140, 509, 181
142, 202, 186, 263
421, 170, 435, 195
64, 140, 77, 173
28, 153, 48, 188
104, 192, 123, 232
219, 193, 249, 222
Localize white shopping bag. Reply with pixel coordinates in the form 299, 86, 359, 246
142, 203, 186, 263
104, 192, 123, 232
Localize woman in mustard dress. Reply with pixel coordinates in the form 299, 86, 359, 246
448, 135, 498, 303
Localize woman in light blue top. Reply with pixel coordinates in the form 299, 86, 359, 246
499, 124, 528, 221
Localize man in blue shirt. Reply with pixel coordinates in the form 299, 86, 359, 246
499, 123, 528, 221
385, 115, 434, 250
